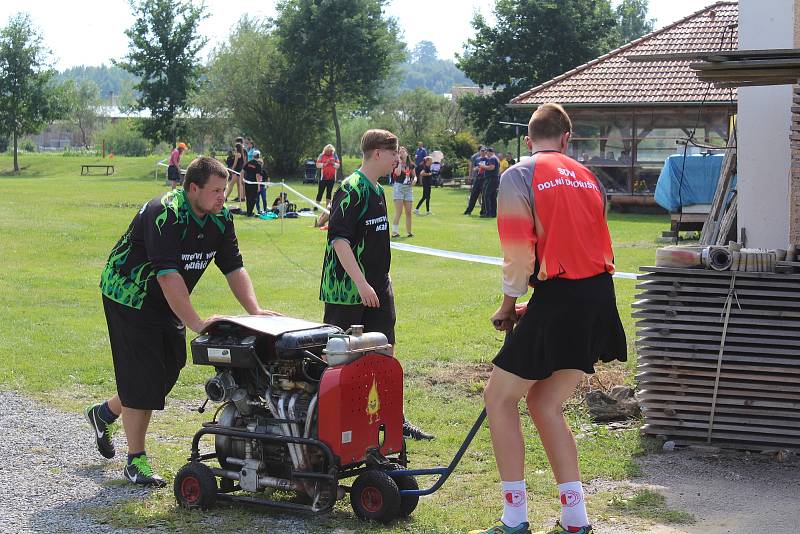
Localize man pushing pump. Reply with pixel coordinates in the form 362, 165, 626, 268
85, 156, 279, 486
470, 103, 627, 534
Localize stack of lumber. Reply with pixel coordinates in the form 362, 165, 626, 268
634, 266, 800, 452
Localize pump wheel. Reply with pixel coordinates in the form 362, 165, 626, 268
350, 469, 401, 523
174, 462, 217, 510
384, 463, 419, 517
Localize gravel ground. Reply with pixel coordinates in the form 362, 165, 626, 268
0, 390, 149, 534
1, 389, 796, 533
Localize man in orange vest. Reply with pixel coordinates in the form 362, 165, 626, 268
470, 103, 627, 534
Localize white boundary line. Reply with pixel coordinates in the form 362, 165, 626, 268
389, 242, 638, 280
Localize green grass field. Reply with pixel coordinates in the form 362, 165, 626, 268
0, 153, 675, 532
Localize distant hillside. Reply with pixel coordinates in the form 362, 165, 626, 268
396, 40, 473, 95
54, 65, 139, 103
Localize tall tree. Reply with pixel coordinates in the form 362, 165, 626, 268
117, 0, 207, 145
456, 0, 618, 144
613, 0, 655, 47
411, 40, 438, 63
202, 17, 327, 173
0, 13, 68, 172
275, 0, 405, 173
64, 79, 102, 148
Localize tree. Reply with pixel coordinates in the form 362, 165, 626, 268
411, 40, 438, 63
0, 13, 69, 172
117, 0, 207, 146
64, 80, 102, 148
201, 17, 327, 173
456, 0, 618, 144
613, 0, 655, 47
275, 0, 405, 174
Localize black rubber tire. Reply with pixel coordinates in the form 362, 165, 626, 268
350, 469, 401, 523
384, 463, 419, 517
174, 462, 218, 510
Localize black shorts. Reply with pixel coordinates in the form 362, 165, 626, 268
323, 279, 396, 345
167, 165, 180, 182
492, 272, 627, 381
102, 296, 187, 410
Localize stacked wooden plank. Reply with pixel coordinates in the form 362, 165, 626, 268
634, 266, 800, 452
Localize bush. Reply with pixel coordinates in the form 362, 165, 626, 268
436, 131, 478, 161
96, 119, 150, 157
20, 138, 37, 152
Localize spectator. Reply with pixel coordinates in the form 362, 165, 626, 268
254, 151, 269, 215
505, 152, 516, 167
498, 152, 510, 175
391, 146, 416, 238
414, 156, 434, 216
315, 144, 341, 207
242, 149, 266, 217
246, 138, 255, 161
480, 147, 501, 218
414, 141, 428, 167
464, 146, 487, 215
167, 142, 186, 190
225, 137, 246, 202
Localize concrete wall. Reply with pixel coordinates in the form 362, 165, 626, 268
737, 0, 795, 248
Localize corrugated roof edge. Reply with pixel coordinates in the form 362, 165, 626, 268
508, 1, 738, 106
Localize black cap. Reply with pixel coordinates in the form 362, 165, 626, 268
486, 146, 495, 152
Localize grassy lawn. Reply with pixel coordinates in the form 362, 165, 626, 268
0, 153, 672, 532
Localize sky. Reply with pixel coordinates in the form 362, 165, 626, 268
0, 0, 721, 71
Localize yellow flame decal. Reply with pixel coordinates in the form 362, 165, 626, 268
366, 375, 380, 424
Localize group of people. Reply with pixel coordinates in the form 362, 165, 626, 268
85, 104, 625, 534
224, 136, 272, 218
464, 146, 516, 218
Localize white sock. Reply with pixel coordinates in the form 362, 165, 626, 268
558, 481, 590, 529
500, 480, 528, 528
392, 224, 399, 234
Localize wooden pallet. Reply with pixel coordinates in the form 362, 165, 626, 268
635, 267, 800, 452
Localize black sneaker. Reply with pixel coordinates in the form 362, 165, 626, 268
403, 420, 435, 441
124, 454, 166, 487
84, 404, 116, 459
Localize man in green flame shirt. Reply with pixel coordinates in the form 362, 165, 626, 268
85, 156, 279, 487
319, 129, 433, 441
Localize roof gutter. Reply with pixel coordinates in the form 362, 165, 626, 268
506, 100, 736, 110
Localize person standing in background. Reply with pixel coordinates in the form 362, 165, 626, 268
414, 156, 434, 216
316, 144, 341, 207
414, 141, 428, 167
464, 147, 487, 216
167, 142, 186, 190
390, 146, 416, 238
480, 147, 501, 218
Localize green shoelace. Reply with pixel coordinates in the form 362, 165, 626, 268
130, 455, 154, 476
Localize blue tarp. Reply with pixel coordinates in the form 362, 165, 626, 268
654, 154, 726, 212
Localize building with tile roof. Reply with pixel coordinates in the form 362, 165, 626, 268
509, 1, 738, 201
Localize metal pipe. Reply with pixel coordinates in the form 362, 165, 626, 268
289, 393, 313, 470
258, 475, 304, 492
277, 394, 301, 469
304, 394, 318, 439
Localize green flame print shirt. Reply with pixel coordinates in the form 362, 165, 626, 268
320, 171, 390, 304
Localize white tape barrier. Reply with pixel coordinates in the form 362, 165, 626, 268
281, 182, 330, 214
171, 171, 635, 279
389, 242, 638, 280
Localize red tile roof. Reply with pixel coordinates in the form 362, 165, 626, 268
509, 1, 738, 107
